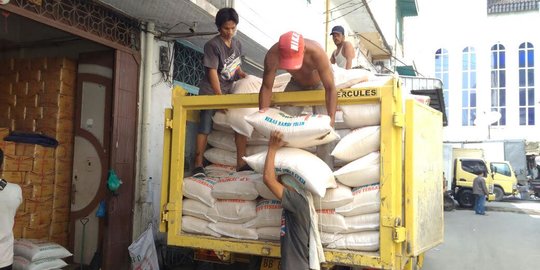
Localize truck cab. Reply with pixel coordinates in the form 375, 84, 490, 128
452, 158, 495, 208
489, 161, 518, 200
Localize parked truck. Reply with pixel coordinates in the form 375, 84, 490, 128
159, 76, 444, 269
445, 147, 518, 206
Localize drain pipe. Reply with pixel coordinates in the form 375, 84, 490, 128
135, 21, 154, 237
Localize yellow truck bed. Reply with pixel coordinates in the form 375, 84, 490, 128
160, 76, 443, 269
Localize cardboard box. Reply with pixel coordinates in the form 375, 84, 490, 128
55, 132, 74, 145
13, 82, 28, 97
31, 183, 55, 199
55, 143, 73, 160
52, 208, 70, 223
25, 196, 53, 212
15, 143, 34, 157
49, 233, 69, 247
14, 119, 36, 132
44, 80, 75, 96
12, 105, 25, 120
26, 171, 55, 185
38, 93, 75, 109
42, 68, 76, 86
50, 221, 69, 235
0, 108, 10, 126
3, 154, 33, 171
0, 93, 15, 106
31, 57, 48, 71
18, 69, 41, 82
34, 145, 55, 159
25, 106, 43, 119
48, 57, 77, 71
14, 58, 31, 71
30, 209, 53, 227
13, 212, 31, 239
28, 81, 45, 96
0, 171, 26, 184
23, 224, 50, 240
0, 140, 16, 156
33, 158, 56, 175
0, 127, 11, 139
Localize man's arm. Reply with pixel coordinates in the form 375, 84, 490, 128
343, 41, 355, 70
263, 131, 286, 200
482, 178, 489, 196
330, 50, 336, 64
259, 47, 279, 110
316, 50, 338, 126
207, 68, 222, 95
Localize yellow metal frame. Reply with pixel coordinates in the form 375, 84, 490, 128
160, 77, 416, 269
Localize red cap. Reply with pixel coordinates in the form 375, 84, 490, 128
278, 31, 304, 70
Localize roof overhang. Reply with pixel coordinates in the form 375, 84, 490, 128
397, 0, 419, 17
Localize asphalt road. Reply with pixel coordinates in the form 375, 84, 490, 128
423, 209, 540, 270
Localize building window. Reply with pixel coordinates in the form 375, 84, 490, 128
173, 41, 204, 88
462, 47, 477, 126
491, 43, 506, 126
435, 48, 449, 121
519, 42, 535, 125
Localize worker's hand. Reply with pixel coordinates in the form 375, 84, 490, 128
268, 130, 286, 150
259, 107, 270, 113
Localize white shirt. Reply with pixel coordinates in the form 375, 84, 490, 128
0, 183, 22, 267
332, 46, 348, 68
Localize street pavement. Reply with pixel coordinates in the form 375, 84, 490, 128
423, 199, 540, 270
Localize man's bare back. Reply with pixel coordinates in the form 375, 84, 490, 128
259, 32, 337, 125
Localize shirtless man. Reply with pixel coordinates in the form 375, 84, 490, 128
258, 31, 337, 126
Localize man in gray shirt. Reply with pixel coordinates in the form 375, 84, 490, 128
263, 131, 310, 270
472, 171, 489, 215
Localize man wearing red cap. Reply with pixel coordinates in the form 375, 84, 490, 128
258, 31, 337, 126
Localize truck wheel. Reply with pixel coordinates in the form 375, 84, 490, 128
493, 187, 504, 201
457, 189, 474, 208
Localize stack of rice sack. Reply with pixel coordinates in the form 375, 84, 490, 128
325, 87, 382, 251
13, 239, 72, 270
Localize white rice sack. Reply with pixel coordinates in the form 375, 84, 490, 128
182, 198, 216, 222
247, 131, 269, 145
256, 227, 281, 241
244, 199, 282, 228
244, 108, 339, 148
334, 152, 380, 187
340, 104, 381, 129
243, 147, 337, 197
227, 108, 258, 137
336, 184, 380, 216
212, 176, 259, 200
13, 256, 67, 270
212, 111, 231, 130
344, 213, 380, 232
208, 222, 258, 240
316, 209, 348, 233
206, 164, 236, 172
231, 75, 262, 94
207, 199, 257, 224
251, 174, 279, 200
208, 130, 236, 152
331, 126, 380, 162
327, 231, 380, 251
332, 65, 372, 86
320, 232, 344, 246
14, 239, 72, 261
204, 148, 236, 167
313, 183, 353, 210
183, 177, 217, 207
181, 216, 221, 237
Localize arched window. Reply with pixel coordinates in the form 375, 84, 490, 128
519, 42, 535, 125
462, 47, 477, 126
435, 48, 449, 120
491, 43, 506, 126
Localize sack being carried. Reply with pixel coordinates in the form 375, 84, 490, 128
244, 108, 339, 148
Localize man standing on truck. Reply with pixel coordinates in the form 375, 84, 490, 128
329, 25, 355, 69
192, 7, 249, 177
263, 131, 310, 270
473, 171, 489, 215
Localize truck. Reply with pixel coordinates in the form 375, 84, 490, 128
445, 146, 518, 206
159, 76, 444, 269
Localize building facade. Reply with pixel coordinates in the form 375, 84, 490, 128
404, 0, 540, 141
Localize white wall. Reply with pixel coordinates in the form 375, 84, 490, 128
404, 0, 540, 142
235, 0, 327, 48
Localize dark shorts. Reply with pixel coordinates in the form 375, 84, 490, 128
284, 78, 323, 92
198, 109, 215, 135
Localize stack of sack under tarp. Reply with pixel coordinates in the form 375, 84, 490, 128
13, 239, 72, 270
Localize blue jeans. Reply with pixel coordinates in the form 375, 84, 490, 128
198, 109, 215, 135
474, 194, 486, 214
